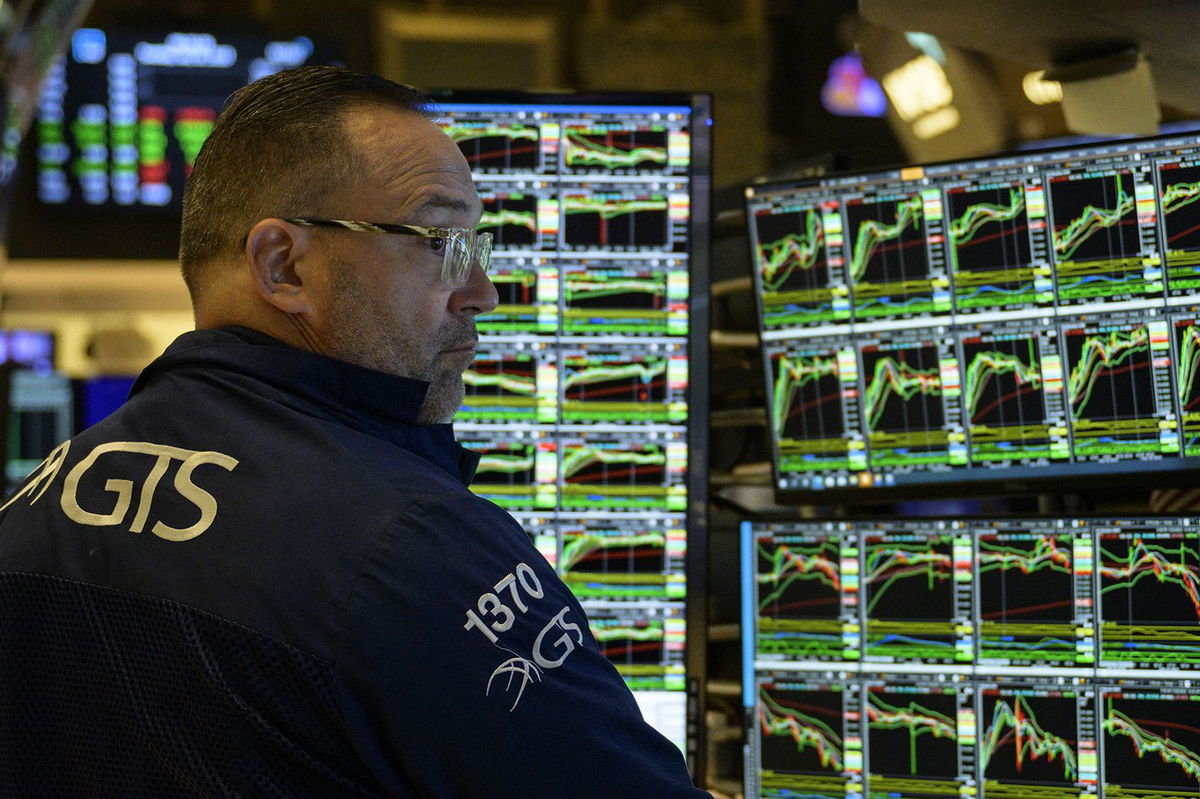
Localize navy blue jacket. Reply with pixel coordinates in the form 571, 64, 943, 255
0, 327, 706, 798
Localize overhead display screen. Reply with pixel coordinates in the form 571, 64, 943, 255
437, 91, 711, 769
746, 127, 1200, 500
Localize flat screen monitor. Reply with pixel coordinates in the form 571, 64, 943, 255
8, 25, 334, 258
434, 90, 711, 772
741, 515, 1200, 799
3, 369, 73, 493
745, 127, 1200, 502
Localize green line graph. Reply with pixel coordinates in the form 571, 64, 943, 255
977, 536, 1072, 576
1052, 177, 1134, 261
759, 209, 824, 291
564, 129, 667, 169
463, 366, 536, 396
759, 687, 845, 771
589, 620, 664, 643
864, 542, 953, 615
490, 271, 537, 289
980, 695, 1078, 779
565, 275, 664, 304
964, 341, 1042, 422
1066, 327, 1148, 420
443, 122, 538, 145
757, 540, 841, 611
948, 187, 1025, 258
1105, 702, 1200, 783
563, 359, 665, 391
563, 195, 668, 218
1098, 537, 1200, 619
476, 450, 535, 475
479, 207, 536, 232
772, 354, 840, 434
560, 531, 666, 572
1162, 179, 1200, 215
849, 195, 923, 282
867, 692, 957, 775
562, 444, 665, 480
1177, 323, 1200, 411
863, 355, 941, 432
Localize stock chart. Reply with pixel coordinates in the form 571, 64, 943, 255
1161, 161, 1200, 293
945, 183, 1048, 311
742, 517, 1200, 799
747, 125, 1200, 498
961, 328, 1068, 465
440, 94, 706, 756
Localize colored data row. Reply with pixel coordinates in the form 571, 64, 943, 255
460, 338, 688, 424
442, 117, 691, 176
473, 183, 691, 252
459, 425, 688, 514
749, 518, 1200, 670
750, 159, 1200, 326
766, 310, 1200, 490
751, 673, 1200, 799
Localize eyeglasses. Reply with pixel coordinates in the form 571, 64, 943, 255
285, 217, 493, 290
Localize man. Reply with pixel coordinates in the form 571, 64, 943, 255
0, 66, 709, 797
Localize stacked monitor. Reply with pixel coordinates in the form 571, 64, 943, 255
742, 516, 1200, 799
434, 92, 711, 765
745, 127, 1200, 500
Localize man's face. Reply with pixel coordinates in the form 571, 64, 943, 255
311, 107, 497, 423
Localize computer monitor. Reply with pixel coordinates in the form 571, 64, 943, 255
741, 515, 1200, 799
3, 369, 73, 493
745, 126, 1200, 502
435, 90, 711, 771
8, 25, 334, 258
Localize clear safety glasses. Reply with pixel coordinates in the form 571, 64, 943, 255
285, 217, 493, 290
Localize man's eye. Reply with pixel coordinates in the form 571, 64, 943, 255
428, 236, 447, 252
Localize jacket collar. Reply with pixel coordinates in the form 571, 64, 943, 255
131, 326, 480, 484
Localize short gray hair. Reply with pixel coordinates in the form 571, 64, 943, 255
178, 65, 432, 298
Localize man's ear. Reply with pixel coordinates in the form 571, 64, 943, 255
245, 218, 316, 314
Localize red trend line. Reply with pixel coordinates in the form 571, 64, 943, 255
770, 697, 844, 719
577, 548, 664, 564
1128, 717, 1200, 737
787, 390, 845, 420
1053, 216, 1139, 234
1071, 359, 1147, 410
980, 598, 1074, 619
566, 378, 667, 400
973, 383, 1040, 422
568, 464, 665, 483
871, 236, 927, 258
1169, 220, 1200, 245
956, 222, 1031, 249
770, 596, 842, 613
466, 143, 540, 163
